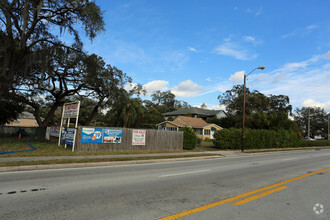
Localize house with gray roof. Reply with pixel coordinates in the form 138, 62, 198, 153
163, 107, 227, 120
5, 112, 39, 127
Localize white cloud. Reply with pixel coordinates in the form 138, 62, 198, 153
214, 36, 259, 60
246, 7, 263, 16
171, 80, 204, 97
206, 77, 212, 82
244, 52, 330, 112
214, 42, 257, 60
160, 50, 189, 69
208, 104, 227, 110
275, 54, 323, 73
242, 36, 262, 45
281, 32, 296, 39
306, 25, 318, 30
272, 73, 286, 83
229, 71, 245, 84
243, 36, 255, 42
143, 80, 169, 95
281, 24, 319, 39
111, 41, 150, 64
281, 62, 308, 71
187, 47, 197, 53
323, 51, 330, 60
124, 83, 138, 92
302, 99, 330, 112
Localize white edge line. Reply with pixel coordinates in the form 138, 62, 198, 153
159, 169, 211, 178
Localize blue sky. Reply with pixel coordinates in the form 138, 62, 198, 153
80, 0, 330, 112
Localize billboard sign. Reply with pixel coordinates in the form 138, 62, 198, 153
63, 104, 79, 118
104, 129, 123, 143
132, 130, 146, 145
81, 128, 123, 144
81, 128, 103, 144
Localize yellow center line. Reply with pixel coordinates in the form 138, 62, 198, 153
157, 167, 330, 220
231, 186, 288, 206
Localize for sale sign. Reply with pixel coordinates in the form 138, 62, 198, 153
132, 130, 146, 145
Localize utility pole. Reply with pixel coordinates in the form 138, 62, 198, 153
307, 107, 310, 138
328, 113, 330, 140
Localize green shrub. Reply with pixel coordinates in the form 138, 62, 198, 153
212, 128, 241, 149
213, 128, 302, 149
179, 127, 198, 150
300, 140, 330, 147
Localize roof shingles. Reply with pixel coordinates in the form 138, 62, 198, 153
172, 116, 210, 128
163, 107, 225, 117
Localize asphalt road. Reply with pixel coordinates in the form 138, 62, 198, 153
0, 150, 329, 220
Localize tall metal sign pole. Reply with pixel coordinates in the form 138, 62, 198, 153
58, 101, 80, 152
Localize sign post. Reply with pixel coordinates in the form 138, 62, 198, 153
58, 102, 80, 152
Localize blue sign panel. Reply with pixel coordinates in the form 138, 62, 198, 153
81, 128, 103, 144
103, 129, 123, 143
65, 128, 75, 146
60, 128, 66, 144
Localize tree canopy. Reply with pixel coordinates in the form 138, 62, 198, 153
294, 107, 328, 138
0, 0, 104, 97
217, 85, 296, 131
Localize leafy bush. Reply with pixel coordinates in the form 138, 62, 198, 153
179, 127, 198, 150
213, 128, 302, 149
300, 140, 330, 147
212, 128, 241, 149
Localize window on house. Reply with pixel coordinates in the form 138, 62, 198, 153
166, 127, 177, 131
204, 130, 211, 135
195, 129, 203, 135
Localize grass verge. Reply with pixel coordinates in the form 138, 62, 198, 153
0, 154, 220, 167
0, 138, 185, 157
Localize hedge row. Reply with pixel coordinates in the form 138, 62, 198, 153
212, 128, 303, 149
300, 140, 330, 147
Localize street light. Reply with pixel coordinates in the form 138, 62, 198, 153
242, 66, 266, 152
328, 114, 330, 140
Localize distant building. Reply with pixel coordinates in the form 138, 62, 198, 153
157, 116, 222, 140
163, 107, 227, 120
5, 112, 39, 127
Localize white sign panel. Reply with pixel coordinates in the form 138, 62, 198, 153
58, 101, 80, 152
50, 126, 60, 137
45, 127, 51, 140
64, 104, 79, 118
132, 130, 146, 145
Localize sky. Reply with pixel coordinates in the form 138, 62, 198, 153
80, 0, 330, 112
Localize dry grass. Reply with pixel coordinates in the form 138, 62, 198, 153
0, 138, 185, 157
0, 153, 220, 167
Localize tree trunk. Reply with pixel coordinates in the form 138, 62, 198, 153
84, 103, 102, 126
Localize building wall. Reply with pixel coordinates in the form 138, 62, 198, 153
203, 124, 222, 131
6, 118, 39, 127
195, 125, 222, 140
